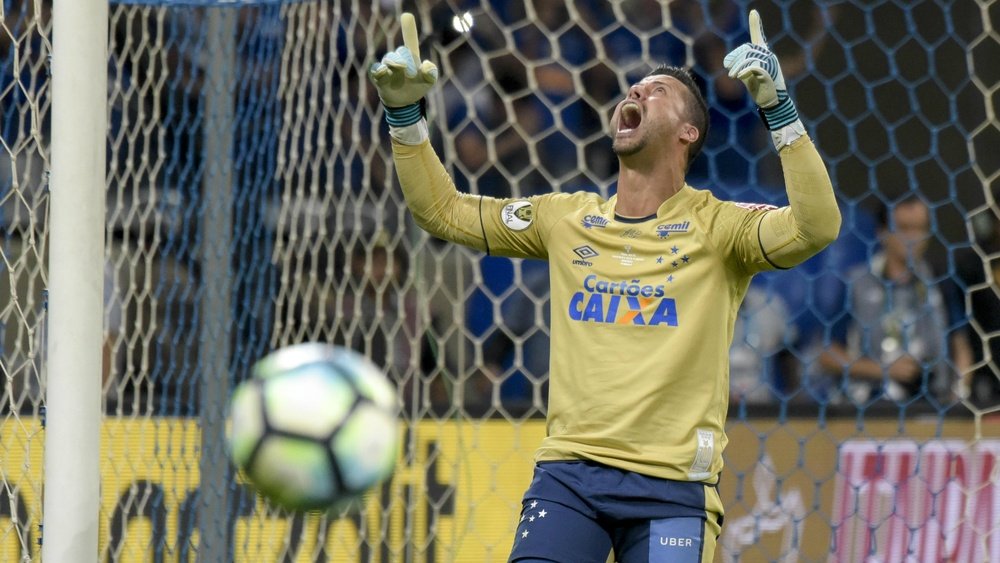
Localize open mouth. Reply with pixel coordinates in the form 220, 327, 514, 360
618, 102, 642, 132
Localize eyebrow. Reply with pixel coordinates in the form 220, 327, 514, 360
640, 78, 673, 88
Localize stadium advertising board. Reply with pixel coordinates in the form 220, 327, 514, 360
2, 417, 998, 561
831, 440, 1000, 563
0, 419, 544, 562
721, 418, 1000, 562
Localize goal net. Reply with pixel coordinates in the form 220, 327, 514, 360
1, 0, 998, 561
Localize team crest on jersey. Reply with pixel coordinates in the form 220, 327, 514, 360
581, 215, 609, 229
656, 221, 690, 238
501, 201, 533, 231
733, 202, 778, 211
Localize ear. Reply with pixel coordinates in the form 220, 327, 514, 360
680, 124, 699, 145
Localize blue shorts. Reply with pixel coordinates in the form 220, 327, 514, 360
508, 461, 723, 563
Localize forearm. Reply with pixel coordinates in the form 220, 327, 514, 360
390, 137, 489, 251
758, 135, 841, 268
819, 344, 883, 381
369, 36, 484, 252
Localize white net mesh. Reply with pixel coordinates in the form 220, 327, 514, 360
1, 0, 999, 561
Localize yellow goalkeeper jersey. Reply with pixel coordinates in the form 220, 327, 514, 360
476, 186, 777, 484
391, 134, 838, 486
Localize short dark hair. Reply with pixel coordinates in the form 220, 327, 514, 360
875, 195, 926, 230
645, 65, 709, 170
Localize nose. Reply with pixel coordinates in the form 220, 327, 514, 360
627, 84, 644, 100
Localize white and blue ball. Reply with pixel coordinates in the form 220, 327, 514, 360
227, 343, 399, 511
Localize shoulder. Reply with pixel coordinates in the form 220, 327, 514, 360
682, 187, 777, 246
731, 201, 781, 212
529, 190, 609, 222
685, 186, 780, 215
533, 190, 607, 208
485, 190, 608, 238
488, 189, 599, 219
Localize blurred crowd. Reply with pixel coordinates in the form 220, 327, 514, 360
1, 0, 996, 418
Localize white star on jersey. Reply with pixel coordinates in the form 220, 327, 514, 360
538, 509, 547, 518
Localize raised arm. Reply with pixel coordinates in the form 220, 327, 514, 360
758, 136, 840, 268
724, 10, 841, 268
369, 13, 489, 251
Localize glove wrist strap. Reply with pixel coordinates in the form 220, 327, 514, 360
757, 91, 798, 130
384, 99, 425, 127
389, 120, 429, 145
769, 119, 806, 150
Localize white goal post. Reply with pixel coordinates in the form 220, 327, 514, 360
43, 0, 107, 560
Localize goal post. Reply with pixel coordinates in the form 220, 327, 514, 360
43, 0, 107, 560
198, 8, 237, 561
1, 0, 999, 561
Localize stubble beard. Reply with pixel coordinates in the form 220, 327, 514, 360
612, 135, 645, 158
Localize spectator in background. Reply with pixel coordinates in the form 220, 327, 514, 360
816, 196, 972, 406
332, 232, 451, 415
335, 235, 413, 373
729, 285, 796, 405
338, 234, 415, 373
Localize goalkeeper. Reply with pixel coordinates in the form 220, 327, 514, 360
371, 10, 839, 563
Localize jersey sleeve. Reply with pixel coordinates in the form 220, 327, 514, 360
700, 199, 777, 276
391, 138, 588, 259
757, 135, 841, 268
391, 139, 491, 252
703, 135, 840, 275
476, 191, 593, 259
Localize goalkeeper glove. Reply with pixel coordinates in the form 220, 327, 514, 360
723, 10, 805, 148
369, 13, 439, 128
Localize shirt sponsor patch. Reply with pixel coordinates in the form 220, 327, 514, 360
568, 275, 677, 326
501, 201, 533, 231
649, 517, 702, 560
656, 221, 690, 238
733, 202, 778, 211
581, 215, 609, 229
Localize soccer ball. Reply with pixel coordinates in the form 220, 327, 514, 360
227, 343, 399, 511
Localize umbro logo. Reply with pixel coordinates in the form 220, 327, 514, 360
572, 245, 598, 267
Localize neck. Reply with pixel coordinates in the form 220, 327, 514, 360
614, 155, 686, 218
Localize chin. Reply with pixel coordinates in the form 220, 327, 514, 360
613, 138, 645, 157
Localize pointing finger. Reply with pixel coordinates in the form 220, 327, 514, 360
401, 12, 421, 65
749, 9, 766, 47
